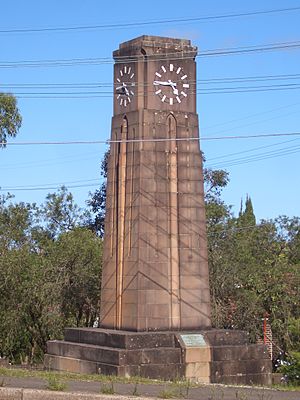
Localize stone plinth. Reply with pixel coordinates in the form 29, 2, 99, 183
45, 328, 272, 385
45, 328, 184, 380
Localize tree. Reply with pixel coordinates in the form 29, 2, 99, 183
87, 149, 110, 237
0, 191, 102, 363
48, 228, 102, 327
38, 186, 90, 238
0, 93, 22, 146
238, 195, 256, 226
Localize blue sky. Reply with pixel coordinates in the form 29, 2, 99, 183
1, 0, 300, 221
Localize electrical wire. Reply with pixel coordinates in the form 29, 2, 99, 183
0, 183, 100, 191
207, 138, 299, 162
2, 140, 299, 191
1, 40, 300, 69
0, 6, 299, 34
10, 87, 300, 98
2, 72, 300, 88
1, 101, 299, 171
2, 137, 300, 192
1, 132, 300, 148
207, 143, 300, 168
0, 178, 100, 189
202, 103, 300, 135
7, 82, 300, 98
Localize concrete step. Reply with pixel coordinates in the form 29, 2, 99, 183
212, 372, 272, 386
203, 329, 250, 346
44, 354, 101, 375
44, 354, 184, 379
211, 358, 272, 378
47, 340, 183, 366
212, 344, 270, 361
64, 328, 177, 349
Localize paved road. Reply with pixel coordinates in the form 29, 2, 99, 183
0, 375, 299, 399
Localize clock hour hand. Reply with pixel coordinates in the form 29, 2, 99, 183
170, 84, 179, 95
116, 83, 129, 96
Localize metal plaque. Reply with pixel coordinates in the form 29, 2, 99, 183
180, 334, 206, 347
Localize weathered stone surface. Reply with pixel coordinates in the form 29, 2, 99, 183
185, 347, 211, 363
138, 363, 184, 380
44, 354, 99, 374
185, 362, 210, 378
203, 329, 250, 346
47, 339, 182, 366
101, 36, 211, 332
212, 344, 270, 362
46, 328, 272, 385
0, 388, 22, 400
64, 328, 176, 349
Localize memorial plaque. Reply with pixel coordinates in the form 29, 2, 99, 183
180, 334, 207, 347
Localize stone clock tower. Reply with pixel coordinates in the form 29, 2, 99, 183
101, 35, 211, 331
45, 36, 272, 385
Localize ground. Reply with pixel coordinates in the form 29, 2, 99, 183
0, 368, 299, 399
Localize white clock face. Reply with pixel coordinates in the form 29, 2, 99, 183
115, 65, 135, 107
153, 63, 190, 105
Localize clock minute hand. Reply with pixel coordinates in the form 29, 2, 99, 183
167, 79, 179, 95
153, 80, 179, 95
153, 80, 173, 86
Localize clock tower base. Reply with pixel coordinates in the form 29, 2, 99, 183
45, 327, 272, 385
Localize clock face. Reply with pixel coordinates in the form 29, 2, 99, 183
115, 65, 135, 107
153, 63, 190, 105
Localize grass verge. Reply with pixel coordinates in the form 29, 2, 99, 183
46, 375, 67, 391
0, 366, 161, 385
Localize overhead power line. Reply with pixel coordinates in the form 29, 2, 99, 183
2, 72, 300, 88
7, 82, 300, 98
2, 139, 299, 191
1, 40, 300, 69
2, 132, 300, 148
207, 143, 300, 169
0, 6, 299, 34
9, 87, 300, 99
207, 138, 298, 162
2, 137, 300, 192
0, 183, 100, 191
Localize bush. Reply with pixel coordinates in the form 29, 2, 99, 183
278, 351, 300, 385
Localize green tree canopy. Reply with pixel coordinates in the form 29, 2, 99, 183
0, 93, 22, 146
0, 191, 102, 364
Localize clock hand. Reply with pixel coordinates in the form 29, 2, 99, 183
116, 83, 130, 96
169, 83, 179, 95
167, 79, 179, 95
153, 80, 176, 86
153, 80, 179, 95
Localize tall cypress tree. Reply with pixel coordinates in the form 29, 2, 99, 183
238, 195, 256, 226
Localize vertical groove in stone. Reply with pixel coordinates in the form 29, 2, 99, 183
127, 128, 135, 257
110, 130, 117, 257
167, 114, 180, 329
116, 118, 128, 329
